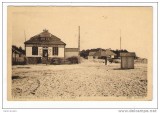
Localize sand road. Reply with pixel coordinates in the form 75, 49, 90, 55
11, 59, 147, 100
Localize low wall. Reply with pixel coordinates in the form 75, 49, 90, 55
65, 52, 79, 58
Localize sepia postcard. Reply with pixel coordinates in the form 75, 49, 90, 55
7, 6, 153, 101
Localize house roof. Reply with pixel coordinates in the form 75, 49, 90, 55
24, 29, 66, 45
65, 48, 79, 52
120, 52, 136, 57
106, 49, 116, 56
94, 50, 108, 57
12, 46, 25, 54
12, 48, 21, 54
90, 49, 117, 57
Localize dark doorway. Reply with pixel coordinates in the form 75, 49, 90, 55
43, 49, 48, 57
42, 49, 48, 64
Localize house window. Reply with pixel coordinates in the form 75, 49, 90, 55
32, 46, 38, 55
41, 37, 49, 41
53, 47, 58, 55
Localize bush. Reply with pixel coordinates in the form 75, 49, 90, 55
113, 59, 121, 63
12, 57, 27, 65
66, 56, 78, 64
108, 58, 113, 63
50, 58, 62, 65
27, 57, 41, 64
12, 61, 27, 65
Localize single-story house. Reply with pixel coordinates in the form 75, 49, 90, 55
105, 49, 117, 58
12, 46, 25, 64
94, 49, 108, 59
24, 29, 79, 64
89, 49, 116, 59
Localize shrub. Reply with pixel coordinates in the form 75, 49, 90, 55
26, 57, 41, 64
12, 57, 27, 65
113, 59, 121, 63
108, 58, 113, 63
66, 56, 78, 64
50, 58, 62, 65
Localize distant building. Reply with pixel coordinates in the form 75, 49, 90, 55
12, 46, 25, 64
94, 49, 108, 59
88, 51, 96, 59
24, 29, 79, 64
12, 47, 21, 62
88, 49, 116, 59
105, 49, 116, 58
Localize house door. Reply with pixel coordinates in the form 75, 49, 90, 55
42, 49, 48, 64
43, 49, 48, 57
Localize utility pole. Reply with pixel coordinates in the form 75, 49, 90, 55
78, 26, 80, 64
120, 29, 122, 67
24, 30, 27, 64
24, 30, 26, 55
120, 29, 121, 50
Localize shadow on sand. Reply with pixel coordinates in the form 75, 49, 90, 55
12, 76, 26, 80
113, 68, 135, 70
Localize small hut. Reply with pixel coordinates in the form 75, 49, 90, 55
120, 52, 135, 69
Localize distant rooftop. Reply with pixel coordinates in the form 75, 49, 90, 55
65, 48, 79, 52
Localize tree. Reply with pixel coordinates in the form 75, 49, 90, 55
80, 48, 129, 59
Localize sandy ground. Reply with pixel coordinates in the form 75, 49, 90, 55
11, 59, 147, 100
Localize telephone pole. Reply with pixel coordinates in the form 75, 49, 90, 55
24, 30, 26, 56
120, 29, 121, 50
78, 26, 80, 63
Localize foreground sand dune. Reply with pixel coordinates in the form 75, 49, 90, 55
11, 59, 147, 100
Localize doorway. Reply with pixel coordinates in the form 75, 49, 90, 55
43, 49, 48, 57
42, 48, 48, 64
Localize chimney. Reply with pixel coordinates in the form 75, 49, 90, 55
43, 29, 48, 32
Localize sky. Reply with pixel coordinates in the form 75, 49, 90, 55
8, 6, 152, 58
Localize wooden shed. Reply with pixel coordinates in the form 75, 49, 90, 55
120, 52, 135, 69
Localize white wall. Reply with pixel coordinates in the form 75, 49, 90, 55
48, 47, 52, 57
26, 47, 31, 57
65, 52, 79, 58
26, 46, 65, 58
111, 55, 115, 58
48, 47, 64, 58
58, 48, 64, 57
38, 47, 43, 56
26, 47, 42, 57
88, 56, 93, 59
